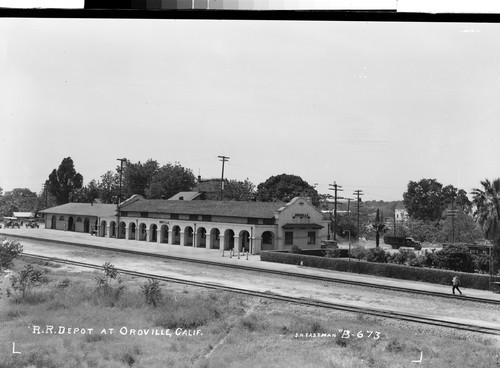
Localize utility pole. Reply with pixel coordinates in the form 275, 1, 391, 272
43, 181, 48, 209
447, 196, 458, 243
353, 190, 364, 241
218, 155, 229, 201
116, 158, 127, 238
329, 182, 343, 241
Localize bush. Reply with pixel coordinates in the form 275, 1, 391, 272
291, 246, 302, 254
260, 251, 491, 290
141, 278, 163, 307
9, 264, 49, 301
365, 248, 389, 263
433, 244, 475, 273
0, 238, 23, 272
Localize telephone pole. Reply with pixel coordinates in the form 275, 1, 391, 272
218, 155, 230, 201
447, 196, 458, 243
353, 189, 364, 241
116, 158, 127, 238
329, 182, 343, 241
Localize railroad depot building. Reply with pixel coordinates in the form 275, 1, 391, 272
40, 196, 328, 254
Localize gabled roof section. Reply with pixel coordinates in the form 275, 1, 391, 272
168, 192, 204, 201
40, 203, 116, 217
120, 199, 285, 218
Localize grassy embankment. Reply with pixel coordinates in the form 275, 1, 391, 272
0, 257, 498, 368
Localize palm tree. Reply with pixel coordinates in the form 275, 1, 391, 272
372, 209, 389, 247
471, 178, 500, 273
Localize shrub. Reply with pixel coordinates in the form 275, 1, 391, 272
365, 248, 388, 263
351, 246, 368, 260
433, 244, 475, 273
9, 264, 49, 301
291, 246, 302, 254
0, 238, 23, 272
141, 278, 163, 307
93, 262, 124, 305
260, 251, 491, 290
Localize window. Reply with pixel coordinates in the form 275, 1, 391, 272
59, 216, 65, 221
171, 214, 179, 220
264, 218, 275, 225
247, 218, 259, 224
202, 215, 212, 222
121, 211, 128, 217
189, 214, 198, 221
308, 231, 316, 245
76, 217, 82, 222
285, 231, 293, 245
140, 212, 149, 218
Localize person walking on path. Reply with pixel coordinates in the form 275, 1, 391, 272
452, 275, 462, 295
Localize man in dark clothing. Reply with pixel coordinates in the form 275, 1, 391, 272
452, 276, 462, 295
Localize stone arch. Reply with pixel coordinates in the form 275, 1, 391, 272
150, 224, 158, 242
128, 222, 136, 240
100, 220, 107, 237
138, 223, 147, 241
184, 226, 194, 246
84, 218, 90, 233
209, 228, 220, 249
118, 221, 126, 239
172, 225, 181, 245
261, 231, 275, 250
109, 221, 117, 238
196, 227, 207, 248
160, 224, 169, 244
239, 230, 250, 253
224, 229, 235, 251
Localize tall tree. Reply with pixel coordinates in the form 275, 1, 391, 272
47, 157, 83, 205
146, 163, 196, 199
122, 159, 159, 198
98, 170, 120, 204
471, 178, 500, 273
256, 174, 320, 206
403, 179, 446, 222
222, 179, 256, 201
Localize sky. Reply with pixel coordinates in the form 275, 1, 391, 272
1, 17, 499, 201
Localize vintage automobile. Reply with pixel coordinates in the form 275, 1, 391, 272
25, 219, 40, 228
4, 217, 21, 229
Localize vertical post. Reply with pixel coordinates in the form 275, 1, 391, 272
116, 158, 126, 239
353, 190, 364, 241
218, 155, 230, 201
329, 182, 343, 241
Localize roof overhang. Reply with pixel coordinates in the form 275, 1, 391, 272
282, 223, 323, 229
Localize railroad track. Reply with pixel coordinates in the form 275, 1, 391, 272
9, 234, 500, 306
21, 252, 500, 337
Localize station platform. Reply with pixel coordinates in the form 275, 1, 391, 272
1, 227, 499, 302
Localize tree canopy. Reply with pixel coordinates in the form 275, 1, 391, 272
146, 163, 196, 199
47, 157, 83, 205
255, 174, 319, 205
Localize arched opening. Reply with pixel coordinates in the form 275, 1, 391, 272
138, 223, 147, 241
160, 225, 169, 244
261, 231, 275, 250
150, 224, 158, 242
210, 228, 220, 249
110, 221, 116, 238
84, 218, 90, 233
184, 226, 193, 246
68, 217, 74, 231
224, 229, 235, 251
100, 220, 107, 237
196, 227, 207, 248
118, 222, 126, 239
172, 226, 181, 245
51, 215, 56, 229
239, 230, 250, 253
128, 223, 136, 240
